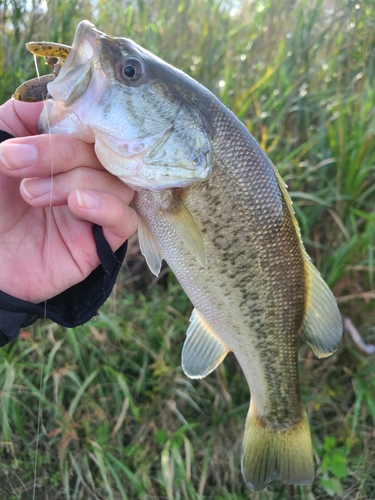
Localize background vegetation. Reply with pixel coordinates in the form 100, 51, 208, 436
1, 0, 374, 498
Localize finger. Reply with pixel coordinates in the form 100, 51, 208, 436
68, 189, 139, 251
19, 167, 134, 207
0, 100, 43, 137
0, 134, 103, 176
12, 100, 45, 135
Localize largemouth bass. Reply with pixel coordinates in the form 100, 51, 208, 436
23, 21, 343, 490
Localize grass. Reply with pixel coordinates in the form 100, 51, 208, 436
0, 0, 375, 498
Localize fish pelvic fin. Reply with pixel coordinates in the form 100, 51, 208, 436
241, 402, 314, 491
301, 255, 343, 358
182, 309, 230, 379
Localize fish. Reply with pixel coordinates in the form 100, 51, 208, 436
24, 21, 343, 491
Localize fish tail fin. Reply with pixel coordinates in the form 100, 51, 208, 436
241, 402, 314, 491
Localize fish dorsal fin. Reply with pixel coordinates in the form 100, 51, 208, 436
138, 219, 163, 276
271, 162, 301, 236
162, 194, 208, 269
301, 256, 343, 358
271, 162, 343, 358
182, 309, 230, 379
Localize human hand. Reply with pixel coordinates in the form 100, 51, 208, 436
0, 99, 139, 303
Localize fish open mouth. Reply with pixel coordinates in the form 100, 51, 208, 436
38, 20, 106, 111
39, 22, 108, 137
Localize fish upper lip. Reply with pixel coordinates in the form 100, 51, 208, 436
84, 27, 103, 52
46, 21, 108, 108
71, 20, 104, 53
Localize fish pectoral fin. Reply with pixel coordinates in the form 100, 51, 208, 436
162, 195, 208, 269
138, 219, 163, 276
301, 255, 343, 358
241, 402, 314, 491
182, 308, 230, 379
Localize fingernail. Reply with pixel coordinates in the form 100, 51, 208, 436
76, 190, 99, 209
21, 177, 53, 199
0, 143, 37, 169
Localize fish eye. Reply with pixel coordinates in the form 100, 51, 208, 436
121, 58, 144, 81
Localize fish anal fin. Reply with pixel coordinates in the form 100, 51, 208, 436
138, 219, 163, 276
182, 309, 230, 379
162, 192, 208, 268
301, 255, 343, 358
241, 401, 314, 491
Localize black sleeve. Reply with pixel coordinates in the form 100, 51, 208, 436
0, 130, 128, 347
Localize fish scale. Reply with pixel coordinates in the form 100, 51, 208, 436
20, 20, 343, 491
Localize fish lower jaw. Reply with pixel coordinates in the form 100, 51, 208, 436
94, 137, 209, 191
39, 103, 96, 143
114, 168, 206, 192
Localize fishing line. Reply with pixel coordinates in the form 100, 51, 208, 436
31, 52, 54, 500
